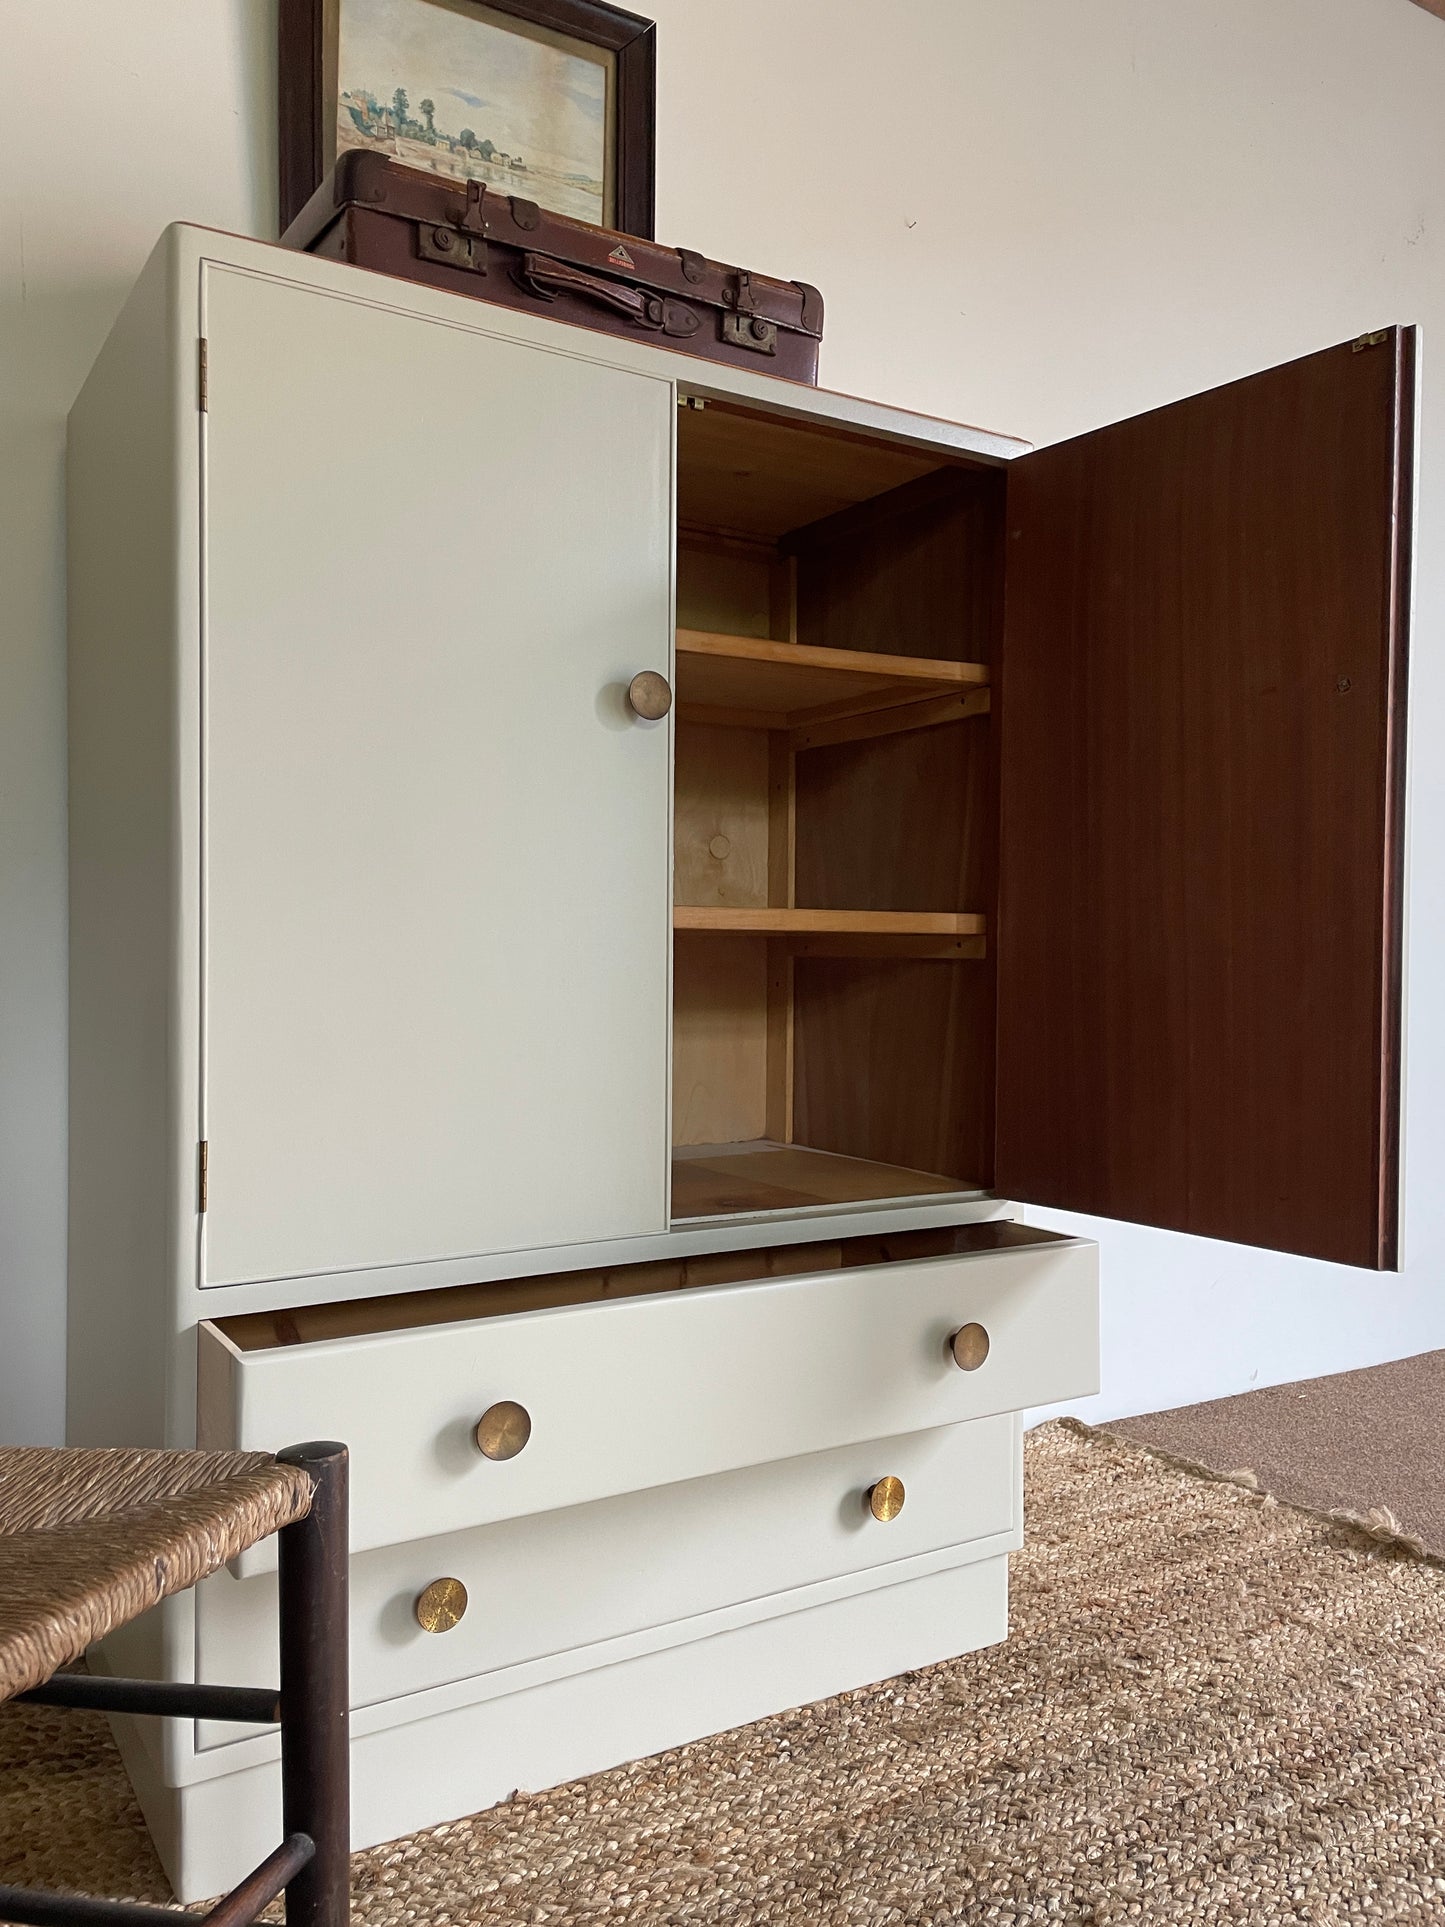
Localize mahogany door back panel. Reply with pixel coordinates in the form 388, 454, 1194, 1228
996, 332, 1412, 1267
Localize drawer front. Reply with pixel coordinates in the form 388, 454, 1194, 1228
196, 1413, 1019, 1746
200, 1233, 1097, 1557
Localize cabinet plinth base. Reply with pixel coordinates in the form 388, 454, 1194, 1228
114, 1555, 1009, 1904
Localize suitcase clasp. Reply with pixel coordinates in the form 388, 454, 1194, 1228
418, 224, 488, 275
460, 179, 488, 235
721, 268, 777, 352
721, 311, 778, 356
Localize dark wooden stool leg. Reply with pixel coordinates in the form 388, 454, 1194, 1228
276, 1442, 350, 1927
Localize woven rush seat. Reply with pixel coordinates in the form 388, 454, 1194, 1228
0, 1448, 314, 1703
0, 1440, 348, 1926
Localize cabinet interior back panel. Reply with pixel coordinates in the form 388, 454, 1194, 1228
200, 267, 674, 1285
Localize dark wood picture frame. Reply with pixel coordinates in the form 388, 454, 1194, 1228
278, 0, 656, 238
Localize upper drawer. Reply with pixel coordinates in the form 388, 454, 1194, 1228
198, 1225, 1097, 1559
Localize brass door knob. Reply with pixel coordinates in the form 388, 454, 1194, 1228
627, 670, 672, 720
949, 1322, 991, 1371
868, 1475, 906, 1523
415, 1577, 468, 1633
474, 1399, 532, 1460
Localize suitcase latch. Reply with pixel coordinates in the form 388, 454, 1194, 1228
721, 310, 778, 356
418, 223, 488, 274
721, 268, 776, 353
460, 179, 488, 234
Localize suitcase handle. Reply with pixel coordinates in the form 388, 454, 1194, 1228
515, 252, 699, 338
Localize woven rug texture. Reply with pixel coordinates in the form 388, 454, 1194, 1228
2, 1419, 1444, 1925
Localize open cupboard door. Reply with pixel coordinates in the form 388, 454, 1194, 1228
995, 331, 1413, 1268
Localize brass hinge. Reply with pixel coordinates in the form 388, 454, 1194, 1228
1352, 329, 1390, 353
198, 338, 209, 410
198, 1140, 209, 1213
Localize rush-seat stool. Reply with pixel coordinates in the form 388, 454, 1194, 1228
0, 1440, 349, 1926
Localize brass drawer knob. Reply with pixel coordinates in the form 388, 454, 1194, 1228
868, 1475, 906, 1523
627, 670, 672, 720
475, 1399, 532, 1460
415, 1577, 468, 1633
950, 1322, 991, 1371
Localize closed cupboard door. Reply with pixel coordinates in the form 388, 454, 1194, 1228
200, 266, 673, 1286
997, 331, 1412, 1268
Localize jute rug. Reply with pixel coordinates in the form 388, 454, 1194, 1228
3, 1419, 1445, 1924
1109, 1349, 1445, 1560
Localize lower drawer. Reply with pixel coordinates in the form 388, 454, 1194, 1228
195, 1411, 1018, 1747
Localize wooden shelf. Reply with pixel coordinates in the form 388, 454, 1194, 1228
673, 907, 984, 936
671, 1140, 978, 1220
675, 629, 988, 736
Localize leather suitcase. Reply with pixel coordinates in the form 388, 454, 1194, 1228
282, 151, 824, 384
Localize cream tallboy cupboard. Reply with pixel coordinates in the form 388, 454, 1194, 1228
67, 225, 1412, 1900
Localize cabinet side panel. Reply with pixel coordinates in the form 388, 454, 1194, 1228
795, 719, 991, 916
791, 719, 995, 1183
997, 332, 1413, 1266
793, 957, 993, 1184
789, 471, 1003, 1186
789, 467, 1004, 664
66, 241, 187, 1445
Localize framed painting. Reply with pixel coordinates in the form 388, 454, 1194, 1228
279, 0, 656, 237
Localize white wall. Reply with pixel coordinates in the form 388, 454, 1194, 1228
1, 1, 278, 1444
3, 0, 1442, 1441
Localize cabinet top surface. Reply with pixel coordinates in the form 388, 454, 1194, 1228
155, 222, 1029, 466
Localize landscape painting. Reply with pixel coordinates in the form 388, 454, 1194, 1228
335, 0, 613, 225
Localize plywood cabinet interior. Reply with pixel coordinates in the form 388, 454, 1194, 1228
671, 402, 1003, 1220
669, 337, 1413, 1269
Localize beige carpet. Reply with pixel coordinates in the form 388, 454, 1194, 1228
4, 1420, 1445, 1924
1109, 1349, 1445, 1558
